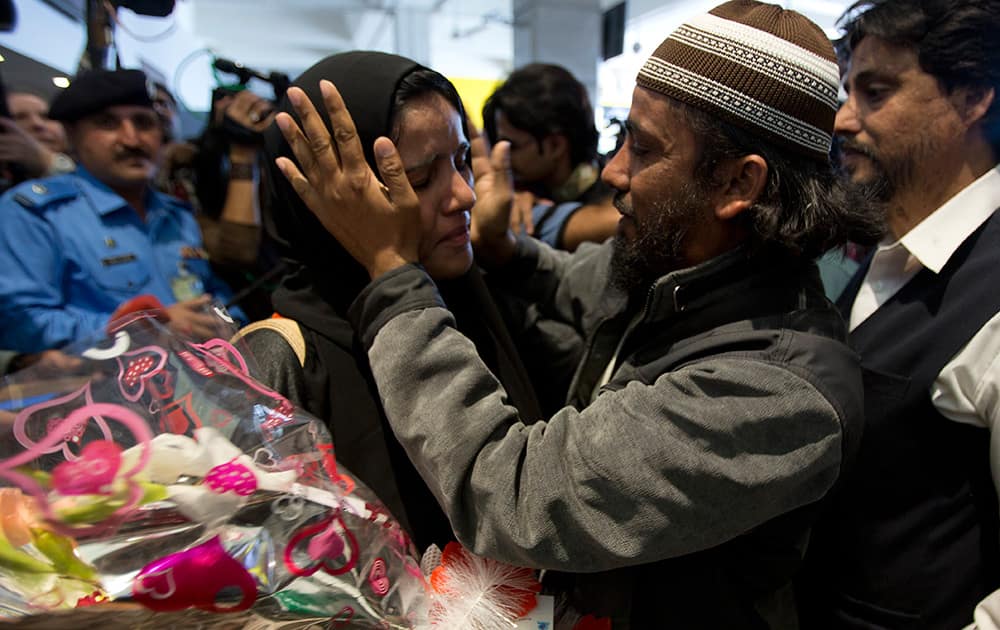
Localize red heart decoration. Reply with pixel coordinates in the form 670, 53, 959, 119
331, 606, 355, 627
116, 346, 168, 402
283, 512, 359, 577
368, 557, 390, 597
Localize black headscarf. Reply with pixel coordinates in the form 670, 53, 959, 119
261, 52, 543, 549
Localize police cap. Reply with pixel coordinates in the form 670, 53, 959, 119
49, 69, 156, 123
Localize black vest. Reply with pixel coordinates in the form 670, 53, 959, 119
800, 208, 1000, 629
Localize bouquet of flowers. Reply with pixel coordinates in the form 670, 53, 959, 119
0, 308, 428, 628
0, 306, 549, 629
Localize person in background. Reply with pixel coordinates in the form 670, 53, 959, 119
273, 1, 881, 626
797, 0, 1000, 627
151, 81, 181, 144
0, 89, 75, 185
0, 69, 241, 354
159, 85, 275, 321
483, 64, 619, 251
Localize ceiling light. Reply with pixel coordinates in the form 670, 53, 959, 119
0, 54, 5, 63
52, 77, 70, 88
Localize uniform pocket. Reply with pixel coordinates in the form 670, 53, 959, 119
89, 252, 151, 296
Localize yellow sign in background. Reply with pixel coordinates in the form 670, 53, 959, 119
449, 77, 502, 131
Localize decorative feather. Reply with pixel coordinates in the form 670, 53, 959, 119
428, 542, 541, 629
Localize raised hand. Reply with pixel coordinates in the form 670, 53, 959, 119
274, 81, 422, 279
223, 90, 276, 136
466, 121, 517, 267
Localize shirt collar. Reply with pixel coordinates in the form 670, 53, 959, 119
75, 166, 163, 218
898, 164, 1000, 273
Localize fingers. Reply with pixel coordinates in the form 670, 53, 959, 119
470, 131, 491, 183
181, 294, 213, 307
489, 140, 513, 200
284, 86, 340, 175
512, 192, 536, 235
274, 154, 321, 212
373, 137, 418, 209
318, 80, 368, 180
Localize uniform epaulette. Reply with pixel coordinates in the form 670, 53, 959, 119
12, 178, 79, 211
163, 194, 193, 213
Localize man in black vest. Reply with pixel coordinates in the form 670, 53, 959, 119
798, 0, 1000, 627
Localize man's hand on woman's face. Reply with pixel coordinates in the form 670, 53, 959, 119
467, 121, 518, 267
274, 81, 422, 279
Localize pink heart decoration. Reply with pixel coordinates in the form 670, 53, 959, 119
13, 384, 113, 462
133, 536, 257, 613
307, 519, 345, 560
368, 557, 390, 597
46, 416, 85, 444
177, 350, 213, 377
2, 403, 153, 539
205, 460, 258, 496
116, 346, 168, 402
51, 440, 122, 495
284, 513, 359, 577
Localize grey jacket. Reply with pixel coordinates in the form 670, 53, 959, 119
349, 238, 864, 627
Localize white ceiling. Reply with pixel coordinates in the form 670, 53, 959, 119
1, 0, 856, 115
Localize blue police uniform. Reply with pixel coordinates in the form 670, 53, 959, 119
0, 167, 243, 353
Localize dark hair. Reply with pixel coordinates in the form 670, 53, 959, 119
152, 81, 175, 107
390, 67, 467, 144
838, 0, 1000, 154
482, 63, 598, 166
676, 100, 885, 260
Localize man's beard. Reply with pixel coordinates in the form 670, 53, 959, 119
609, 183, 707, 294
837, 137, 926, 204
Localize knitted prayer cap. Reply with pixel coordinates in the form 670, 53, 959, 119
636, 0, 839, 162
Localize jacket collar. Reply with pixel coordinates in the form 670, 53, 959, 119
75, 166, 160, 218
641, 245, 815, 325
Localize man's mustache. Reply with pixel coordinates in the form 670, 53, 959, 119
613, 192, 631, 215
838, 138, 878, 160
114, 148, 152, 161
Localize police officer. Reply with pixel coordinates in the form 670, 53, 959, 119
0, 69, 242, 353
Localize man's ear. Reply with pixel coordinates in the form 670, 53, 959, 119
711, 155, 768, 221
953, 85, 995, 128
541, 133, 569, 160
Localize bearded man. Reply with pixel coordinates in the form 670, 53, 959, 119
270, 1, 882, 626
797, 1, 1000, 628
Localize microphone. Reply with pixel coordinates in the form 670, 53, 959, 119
213, 58, 291, 96
213, 58, 265, 82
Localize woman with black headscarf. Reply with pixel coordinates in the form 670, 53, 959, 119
240, 51, 543, 552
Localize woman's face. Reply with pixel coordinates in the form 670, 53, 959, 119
393, 93, 475, 280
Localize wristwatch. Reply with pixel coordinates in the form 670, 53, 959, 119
47, 152, 76, 175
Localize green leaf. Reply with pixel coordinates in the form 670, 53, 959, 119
32, 529, 96, 581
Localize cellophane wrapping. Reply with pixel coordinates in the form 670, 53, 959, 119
0, 309, 429, 628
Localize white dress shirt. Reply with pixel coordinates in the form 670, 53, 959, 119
850, 166, 1000, 487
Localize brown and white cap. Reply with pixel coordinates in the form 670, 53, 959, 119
637, 0, 839, 162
